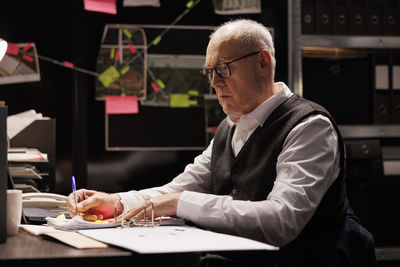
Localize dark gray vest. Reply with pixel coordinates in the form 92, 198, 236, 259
211, 94, 348, 262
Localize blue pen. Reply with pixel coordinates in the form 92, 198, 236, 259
72, 176, 78, 215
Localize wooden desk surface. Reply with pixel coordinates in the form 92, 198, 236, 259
0, 231, 200, 267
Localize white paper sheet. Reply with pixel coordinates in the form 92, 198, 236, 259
79, 226, 278, 254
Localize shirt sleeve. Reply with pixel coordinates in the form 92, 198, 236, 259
118, 140, 214, 211
176, 114, 340, 246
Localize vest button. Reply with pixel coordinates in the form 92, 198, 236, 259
231, 188, 237, 195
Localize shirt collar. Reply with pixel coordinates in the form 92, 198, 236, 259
227, 82, 293, 128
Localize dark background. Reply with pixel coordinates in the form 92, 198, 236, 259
0, 0, 288, 194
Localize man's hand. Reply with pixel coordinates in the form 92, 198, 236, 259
67, 189, 123, 219
118, 192, 182, 221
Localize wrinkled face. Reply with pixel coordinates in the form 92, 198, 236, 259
205, 36, 264, 122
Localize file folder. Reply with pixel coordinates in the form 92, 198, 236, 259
391, 54, 400, 123
350, 0, 367, 35
302, 0, 317, 34
333, 0, 350, 34
366, 0, 383, 35
382, 0, 398, 35
317, 0, 333, 34
372, 54, 391, 124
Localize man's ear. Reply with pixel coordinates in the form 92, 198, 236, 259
259, 50, 271, 73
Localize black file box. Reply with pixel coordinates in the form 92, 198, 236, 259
0, 106, 7, 243
372, 54, 392, 124
391, 54, 400, 124
350, 0, 367, 35
317, 0, 333, 34
333, 0, 350, 34
366, 0, 383, 35
302, 0, 317, 34
382, 0, 398, 35
302, 56, 371, 124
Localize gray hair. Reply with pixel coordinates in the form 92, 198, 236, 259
210, 19, 276, 73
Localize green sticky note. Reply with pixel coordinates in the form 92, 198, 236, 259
188, 90, 199, 96
152, 36, 162, 46
99, 66, 120, 87
120, 65, 130, 75
170, 94, 190, 108
123, 29, 132, 39
186, 0, 194, 8
156, 79, 165, 89
110, 48, 115, 59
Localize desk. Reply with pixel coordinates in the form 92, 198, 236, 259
0, 231, 201, 267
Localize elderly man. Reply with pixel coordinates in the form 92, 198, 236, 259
68, 19, 375, 266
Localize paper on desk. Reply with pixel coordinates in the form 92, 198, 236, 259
7, 109, 44, 139
79, 226, 279, 254
19, 224, 108, 249
46, 215, 120, 230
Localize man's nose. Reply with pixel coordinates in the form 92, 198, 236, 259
210, 70, 224, 88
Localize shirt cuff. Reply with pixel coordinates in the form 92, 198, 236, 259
176, 190, 209, 223
117, 191, 144, 212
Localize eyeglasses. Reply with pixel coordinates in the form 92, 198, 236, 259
200, 50, 261, 83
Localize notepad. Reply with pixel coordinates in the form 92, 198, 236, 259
19, 224, 108, 249
46, 215, 186, 230
46, 216, 120, 231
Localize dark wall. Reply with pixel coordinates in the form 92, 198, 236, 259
0, 0, 288, 194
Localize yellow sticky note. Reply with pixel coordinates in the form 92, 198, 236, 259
110, 48, 115, 59
186, 0, 194, 8
188, 90, 199, 96
120, 65, 130, 75
152, 36, 162, 46
99, 66, 120, 87
188, 100, 198, 106
156, 79, 165, 89
123, 29, 132, 39
170, 94, 190, 108
56, 213, 66, 223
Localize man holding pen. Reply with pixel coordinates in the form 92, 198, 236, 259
67, 19, 375, 266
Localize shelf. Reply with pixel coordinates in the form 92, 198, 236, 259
338, 125, 400, 139
301, 35, 400, 49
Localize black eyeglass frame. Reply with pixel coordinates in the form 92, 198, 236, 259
201, 50, 262, 83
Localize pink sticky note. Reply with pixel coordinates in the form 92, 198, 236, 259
84, 0, 117, 15
6, 43, 19, 55
64, 61, 74, 68
105, 95, 138, 114
128, 43, 136, 54
22, 54, 33, 62
150, 82, 160, 93
114, 49, 120, 61
23, 43, 32, 51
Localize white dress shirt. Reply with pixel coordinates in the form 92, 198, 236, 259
118, 82, 340, 247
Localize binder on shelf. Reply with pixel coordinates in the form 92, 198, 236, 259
382, 0, 398, 35
373, 54, 392, 124
350, 0, 367, 35
302, 0, 317, 34
391, 54, 400, 124
316, 0, 333, 34
333, 0, 350, 34
366, 0, 383, 35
